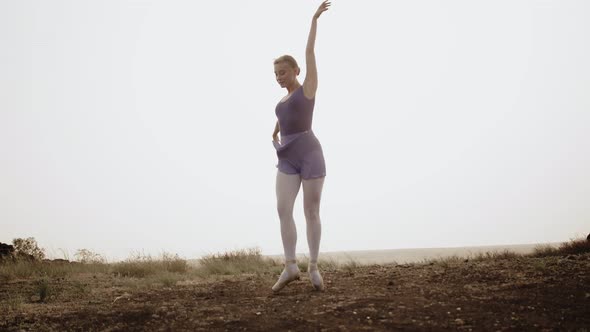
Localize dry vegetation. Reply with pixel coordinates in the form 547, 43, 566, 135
1, 236, 589, 331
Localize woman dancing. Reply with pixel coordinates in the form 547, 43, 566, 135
271, 0, 331, 292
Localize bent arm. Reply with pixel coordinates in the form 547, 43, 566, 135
272, 121, 280, 139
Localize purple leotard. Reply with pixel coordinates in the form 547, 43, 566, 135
272, 86, 326, 179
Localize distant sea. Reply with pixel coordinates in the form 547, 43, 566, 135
262, 242, 562, 265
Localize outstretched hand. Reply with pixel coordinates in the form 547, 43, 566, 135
313, 0, 331, 20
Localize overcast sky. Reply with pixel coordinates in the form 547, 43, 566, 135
1, 0, 588, 261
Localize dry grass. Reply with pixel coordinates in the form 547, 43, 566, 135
112, 251, 188, 278
2, 236, 587, 287
196, 247, 277, 276
421, 250, 520, 267
530, 237, 590, 257
0, 293, 23, 312
421, 255, 465, 268
2, 238, 589, 331
0, 259, 109, 281
471, 249, 520, 261
156, 271, 183, 287
417, 236, 589, 267
340, 257, 363, 272
196, 248, 347, 277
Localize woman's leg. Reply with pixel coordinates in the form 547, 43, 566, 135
302, 176, 325, 262
273, 170, 303, 292
275, 170, 302, 261
302, 175, 325, 291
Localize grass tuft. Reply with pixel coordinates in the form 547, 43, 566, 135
531, 244, 558, 257
36, 278, 51, 303
197, 247, 276, 276
112, 251, 189, 278
470, 249, 520, 261
161, 252, 188, 273
340, 257, 362, 272
424, 255, 464, 268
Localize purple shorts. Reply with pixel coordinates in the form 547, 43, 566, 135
273, 130, 326, 179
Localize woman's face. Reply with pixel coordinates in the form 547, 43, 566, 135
274, 62, 298, 88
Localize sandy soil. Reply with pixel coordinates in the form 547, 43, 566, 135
1, 253, 589, 331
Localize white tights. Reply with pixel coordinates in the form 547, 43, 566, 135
275, 170, 325, 263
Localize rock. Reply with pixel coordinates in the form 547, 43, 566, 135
455, 318, 465, 325
0, 242, 15, 262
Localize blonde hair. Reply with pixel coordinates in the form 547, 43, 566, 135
273, 55, 299, 69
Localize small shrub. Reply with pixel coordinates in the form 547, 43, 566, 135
12, 237, 45, 261
75, 249, 106, 264
36, 278, 51, 302
556, 237, 590, 255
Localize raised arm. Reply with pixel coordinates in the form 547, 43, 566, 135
302, 1, 331, 100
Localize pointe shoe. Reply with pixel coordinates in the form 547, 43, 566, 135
308, 261, 325, 291
272, 259, 300, 292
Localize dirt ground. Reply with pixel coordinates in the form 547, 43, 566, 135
1, 253, 589, 331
